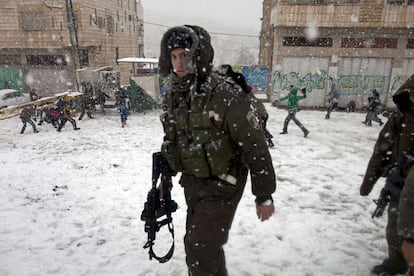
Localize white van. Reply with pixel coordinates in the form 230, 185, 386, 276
0, 89, 31, 109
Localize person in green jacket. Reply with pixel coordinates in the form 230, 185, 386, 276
360, 74, 414, 275
279, 85, 309, 137
158, 25, 276, 276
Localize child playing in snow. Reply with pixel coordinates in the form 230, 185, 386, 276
118, 99, 128, 128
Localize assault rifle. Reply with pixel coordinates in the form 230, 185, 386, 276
141, 152, 178, 263
372, 151, 414, 218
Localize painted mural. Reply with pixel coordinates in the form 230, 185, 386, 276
270, 70, 327, 94
336, 75, 387, 96
233, 66, 269, 93
0, 67, 24, 92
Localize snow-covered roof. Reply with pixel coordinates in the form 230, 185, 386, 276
117, 57, 159, 64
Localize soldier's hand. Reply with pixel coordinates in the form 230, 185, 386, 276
402, 240, 414, 265
256, 203, 275, 222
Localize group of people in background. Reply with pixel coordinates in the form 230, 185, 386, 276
18, 82, 140, 133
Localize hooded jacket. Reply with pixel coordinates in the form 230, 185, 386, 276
279, 87, 306, 110
159, 25, 214, 82
360, 74, 414, 196
159, 25, 276, 203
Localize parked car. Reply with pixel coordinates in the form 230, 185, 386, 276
0, 89, 31, 109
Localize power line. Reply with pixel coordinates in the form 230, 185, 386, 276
144, 21, 259, 38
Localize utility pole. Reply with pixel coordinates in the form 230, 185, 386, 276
65, 0, 81, 91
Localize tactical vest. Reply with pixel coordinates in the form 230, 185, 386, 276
160, 76, 234, 178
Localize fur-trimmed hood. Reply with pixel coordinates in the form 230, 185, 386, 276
393, 74, 414, 112
159, 25, 214, 81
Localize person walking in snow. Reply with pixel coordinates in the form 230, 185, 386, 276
362, 89, 384, 126
279, 85, 309, 137
360, 74, 414, 276
158, 25, 276, 276
118, 99, 128, 128
19, 105, 39, 134
325, 82, 340, 119
78, 82, 95, 120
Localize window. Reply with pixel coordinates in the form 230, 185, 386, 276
289, 0, 360, 3
27, 55, 67, 66
20, 12, 46, 31
341, 38, 398, 48
79, 49, 89, 67
387, 0, 405, 4
283, 37, 333, 47
408, 39, 414, 49
107, 16, 114, 33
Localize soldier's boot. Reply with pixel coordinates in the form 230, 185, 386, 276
325, 113, 330, 119
371, 263, 407, 276
280, 127, 288, 134
379, 119, 384, 126
303, 129, 309, 138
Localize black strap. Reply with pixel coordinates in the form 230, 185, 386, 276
144, 217, 175, 263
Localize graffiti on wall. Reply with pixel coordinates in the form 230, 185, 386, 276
233, 66, 269, 93
0, 67, 24, 92
337, 75, 387, 96
270, 70, 327, 94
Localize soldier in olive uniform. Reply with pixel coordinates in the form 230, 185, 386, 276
158, 25, 276, 276
360, 74, 414, 275
400, 166, 414, 275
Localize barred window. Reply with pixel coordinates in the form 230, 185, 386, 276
387, 0, 405, 4
408, 39, 414, 49
27, 55, 67, 66
341, 38, 398, 48
288, 0, 360, 4
283, 37, 332, 47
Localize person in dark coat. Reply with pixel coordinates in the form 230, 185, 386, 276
56, 98, 80, 131
159, 25, 276, 276
118, 99, 128, 128
96, 88, 110, 114
360, 74, 414, 275
362, 89, 384, 126
278, 85, 309, 137
219, 64, 274, 148
20, 105, 39, 134
399, 165, 414, 276
325, 83, 340, 119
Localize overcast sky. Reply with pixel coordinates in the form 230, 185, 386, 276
140, 0, 263, 33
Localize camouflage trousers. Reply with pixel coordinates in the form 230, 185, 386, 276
180, 169, 247, 276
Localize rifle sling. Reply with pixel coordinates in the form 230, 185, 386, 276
147, 217, 175, 263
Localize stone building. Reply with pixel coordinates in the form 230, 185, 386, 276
0, 0, 144, 96
259, 0, 414, 109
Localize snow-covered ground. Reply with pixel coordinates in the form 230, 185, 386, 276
0, 104, 392, 275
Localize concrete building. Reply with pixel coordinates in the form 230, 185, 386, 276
259, 0, 414, 109
0, 0, 144, 96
